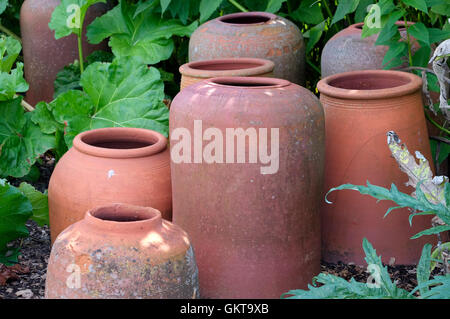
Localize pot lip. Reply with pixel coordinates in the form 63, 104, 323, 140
349, 21, 415, 31
73, 127, 167, 159
179, 58, 275, 78
216, 11, 277, 26
317, 70, 422, 100
206, 76, 291, 89
84, 203, 162, 233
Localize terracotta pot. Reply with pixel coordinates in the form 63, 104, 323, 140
321, 22, 419, 78
189, 12, 305, 85
20, 0, 108, 105
48, 127, 172, 243
318, 70, 435, 265
170, 77, 324, 298
45, 203, 199, 299
179, 58, 274, 90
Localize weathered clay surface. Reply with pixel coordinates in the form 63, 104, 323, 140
189, 12, 305, 85
317, 70, 436, 265
45, 204, 199, 299
20, 0, 108, 105
170, 77, 324, 298
48, 128, 172, 243
321, 22, 418, 78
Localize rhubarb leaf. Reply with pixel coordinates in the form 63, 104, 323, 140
18, 183, 48, 227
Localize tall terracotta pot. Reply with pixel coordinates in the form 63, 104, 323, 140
179, 58, 274, 90
170, 77, 324, 298
20, 0, 108, 105
45, 203, 199, 299
189, 12, 305, 85
48, 127, 172, 243
321, 22, 418, 78
318, 70, 435, 265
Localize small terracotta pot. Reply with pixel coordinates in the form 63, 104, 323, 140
20, 0, 109, 105
318, 70, 435, 265
179, 58, 274, 90
45, 203, 199, 299
321, 22, 419, 78
170, 76, 324, 298
48, 127, 172, 243
189, 12, 305, 85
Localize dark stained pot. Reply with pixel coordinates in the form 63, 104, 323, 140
45, 203, 199, 299
170, 76, 324, 298
318, 70, 436, 265
321, 22, 418, 78
20, 0, 108, 105
189, 12, 305, 85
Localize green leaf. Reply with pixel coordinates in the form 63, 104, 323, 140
382, 41, 408, 68
31, 102, 63, 135
0, 0, 7, 15
47, 58, 169, 148
331, 0, 360, 25
355, 0, 374, 23
18, 183, 48, 227
408, 22, 430, 46
412, 45, 431, 67
428, 28, 450, 45
431, 3, 450, 16
0, 98, 56, 178
411, 225, 450, 239
0, 62, 28, 100
48, 0, 107, 39
416, 244, 432, 297
413, 275, 450, 299
0, 179, 32, 265
199, 0, 222, 22
265, 0, 286, 13
0, 35, 21, 73
160, 0, 171, 13
290, 0, 324, 25
87, 1, 197, 65
304, 21, 326, 53
402, 0, 428, 13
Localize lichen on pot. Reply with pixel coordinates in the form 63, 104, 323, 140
45, 203, 199, 299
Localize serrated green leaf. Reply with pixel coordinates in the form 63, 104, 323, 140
413, 275, 450, 299
31, 102, 63, 135
0, 98, 56, 178
402, 0, 428, 13
416, 244, 432, 296
411, 225, 450, 239
0, 179, 32, 265
87, 1, 198, 65
0, 62, 28, 100
199, 0, 222, 22
331, 0, 360, 25
48, 0, 107, 39
18, 183, 48, 227
47, 58, 169, 148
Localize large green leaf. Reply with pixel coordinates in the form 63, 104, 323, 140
265, 0, 286, 13
331, 0, 360, 25
290, 0, 324, 25
304, 21, 326, 53
402, 0, 428, 13
0, 179, 32, 265
0, 98, 56, 178
36, 58, 169, 148
0, 62, 28, 101
413, 275, 450, 299
18, 183, 48, 227
48, 0, 107, 39
87, 1, 197, 65
0, 35, 21, 73
0, 0, 7, 15
199, 0, 222, 22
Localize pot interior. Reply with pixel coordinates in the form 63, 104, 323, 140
219, 13, 271, 24
328, 73, 410, 90
82, 136, 153, 150
210, 77, 288, 88
189, 61, 264, 71
92, 205, 157, 222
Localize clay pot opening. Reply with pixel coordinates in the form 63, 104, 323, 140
353, 21, 413, 31
317, 70, 422, 100
179, 58, 275, 78
218, 12, 274, 25
73, 127, 167, 158
86, 204, 163, 232
209, 76, 290, 89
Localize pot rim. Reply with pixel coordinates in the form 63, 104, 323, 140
206, 76, 291, 89
350, 21, 415, 31
85, 203, 162, 233
73, 127, 167, 159
217, 11, 277, 26
179, 58, 275, 78
317, 70, 422, 100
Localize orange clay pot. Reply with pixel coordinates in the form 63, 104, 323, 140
48, 128, 172, 243
170, 77, 324, 298
179, 58, 274, 90
45, 204, 199, 299
189, 12, 305, 85
318, 70, 435, 265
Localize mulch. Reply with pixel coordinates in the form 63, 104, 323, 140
0, 156, 445, 299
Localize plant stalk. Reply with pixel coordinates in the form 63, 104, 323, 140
228, 0, 248, 12
0, 23, 21, 43
400, 3, 413, 66
425, 111, 450, 136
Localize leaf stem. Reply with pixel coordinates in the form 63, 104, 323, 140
307, 58, 321, 75
228, 0, 248, 12
425, 111, 450, 136
321, 0, 340, 33
400, 3, 413, 66
0, 23, 21, 43
14, 95, 34, 112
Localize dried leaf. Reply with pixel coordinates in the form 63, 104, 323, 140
429, 39, 450, 118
